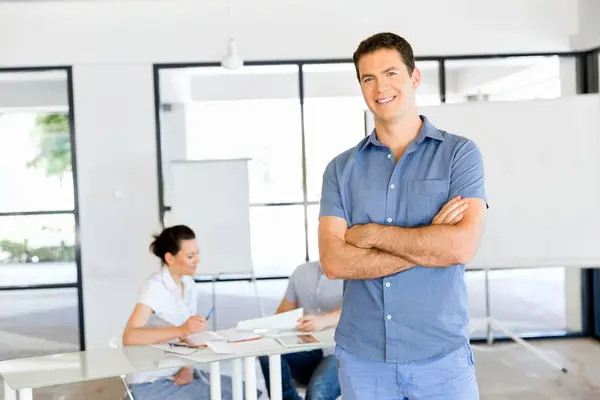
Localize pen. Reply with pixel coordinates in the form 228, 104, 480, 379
169, 343, 196, 349
205, 307, 215, 321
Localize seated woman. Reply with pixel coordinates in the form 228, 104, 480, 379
259, 260, 343, 400
122, 224, 240, 400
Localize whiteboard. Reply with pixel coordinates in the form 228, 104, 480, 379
169, 159, 253, 276
420, 94, 600, 269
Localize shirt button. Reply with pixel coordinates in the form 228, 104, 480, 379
387, 154, 392, 159
387, 218, 392, 223
386, 315, 392, 320
390, 184, 395, 190
385, 282, 391, 288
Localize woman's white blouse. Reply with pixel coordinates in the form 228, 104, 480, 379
139, 267, 198, 326
128, 268, 198, 384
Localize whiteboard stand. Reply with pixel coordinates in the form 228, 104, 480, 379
251, 272, 266, 318
210, 274, 220, 331
207, 269, 265, 331
471, 268, 568, 374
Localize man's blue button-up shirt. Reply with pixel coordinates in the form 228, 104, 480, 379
319, 116, 487, 363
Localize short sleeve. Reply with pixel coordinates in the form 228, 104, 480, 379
138, 279, 166, 312
449, 139, 488, 207
283, 269, 298, 303
319, 159, 346, 219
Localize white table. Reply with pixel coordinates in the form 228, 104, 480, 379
0, 329, 336, 400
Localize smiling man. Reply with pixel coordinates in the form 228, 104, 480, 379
318, 32, 487, 399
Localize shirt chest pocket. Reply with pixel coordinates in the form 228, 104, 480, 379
405, 179, 449, 227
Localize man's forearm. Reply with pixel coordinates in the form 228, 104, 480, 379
370, 224, 466, 267
321, 239, 415, 279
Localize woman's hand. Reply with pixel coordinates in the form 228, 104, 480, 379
173, 367, 194, 386
179, 316, 207, 336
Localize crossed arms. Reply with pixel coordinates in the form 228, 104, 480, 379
319, 196, 486, 280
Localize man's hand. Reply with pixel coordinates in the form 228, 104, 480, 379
173, 366, 194, 386
296, 315, 330, 332
345, 196, 468, 248
432, 196, 469, 225
345, 224, 377, 249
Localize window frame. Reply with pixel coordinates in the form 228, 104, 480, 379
154, 47, 597, 341
0, 66, 85, 351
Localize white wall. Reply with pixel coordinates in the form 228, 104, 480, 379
570, 0, 600, 50
73, 64, 161, 349
0, 0, 579, 67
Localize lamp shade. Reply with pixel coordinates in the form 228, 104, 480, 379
221, 38, 243, 70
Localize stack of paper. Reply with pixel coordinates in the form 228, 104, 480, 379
236, 308, 304, 334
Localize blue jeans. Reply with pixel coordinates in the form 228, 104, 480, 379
335, 343, 479, 400
259, 349, 341, 400
130, 370, 260, 400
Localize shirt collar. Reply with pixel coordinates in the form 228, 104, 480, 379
358, 115, 443, 152
161, 267, 191, 297
414, 115, 444, 144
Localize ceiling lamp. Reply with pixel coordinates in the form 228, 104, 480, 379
221, 38, 243, 70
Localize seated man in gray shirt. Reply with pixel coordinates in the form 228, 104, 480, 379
259, 260, 343, 400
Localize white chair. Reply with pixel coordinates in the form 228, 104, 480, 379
108, 336, 135, 400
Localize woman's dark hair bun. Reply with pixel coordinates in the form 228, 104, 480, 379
149, 225, 196, 263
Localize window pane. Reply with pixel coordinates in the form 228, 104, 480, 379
0, 288, 79, 360
304, 97, 367, 202
0, 214, 76, 286
468, 267, 578, 338
195, 280, 288, 330
249, 205, 306, 277
445, 56, 564, 103
415, 61, 441, 106
303, 62, 440, 202
302, 63, 367, 202
307, 204, 320, 262
0, 112, 74, 212
160, 65, 303, 205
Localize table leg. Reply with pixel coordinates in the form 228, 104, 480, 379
231, 358, 243, 400
243, 356, 257, 400
3, 381, 17, 400
18, 389, 33, 400
210, 361, 222, 400
268, 354, 282, 400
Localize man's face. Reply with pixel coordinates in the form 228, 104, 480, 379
357, 48, 420, 125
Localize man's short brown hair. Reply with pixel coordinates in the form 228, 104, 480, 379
353, 32, 416, 80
